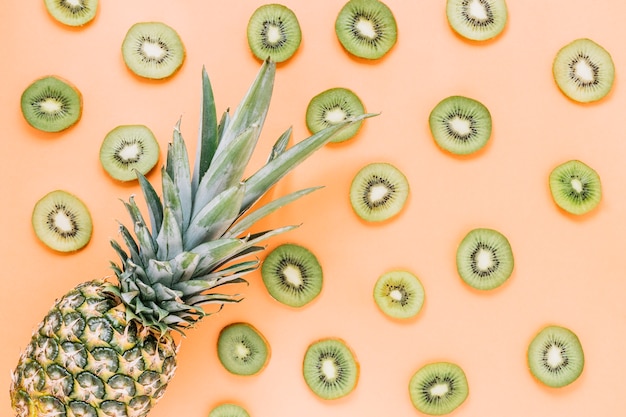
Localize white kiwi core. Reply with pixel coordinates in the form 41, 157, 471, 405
321, 358, 338, 381
142, 41, 167, 60
266, 25, 283, 45
40, 98, 63, 115
468, 0, 489, 21
449, 116, 472, 137
282, 265, 304, 288
52, 211, 74, 234
573, 59, 595, 84
430, 382, 450, 397
369, 184, 390, 203
325, 107, 347, 124
235, 343, 251, 359
546, 345, 565, 369
475, 248, 494, 271
570, 178, 584, 193
356, 17, 377, 40
118, 144, 141, 162
390, 289, 403, 301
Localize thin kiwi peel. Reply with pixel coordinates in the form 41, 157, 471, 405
208, 403, 250, 417
335, 0, 398, 60
217, 322, 270, 376
247, 4, 302, 63
446, 0, 508, 42
549, 160, 602, 216
99, 124, 160, 182
261, 243, 323, 308
122, 21, 186, 80
527, 325, 584, 388
409, 361, 469, 415
429, 95, 492, 156
306, 87, 366, 143
456, 228, 514, 291
552, 38, 615, 103
44, 0, 98, 27
21, 75, 83, 133
349, 162, 410, 223
303, 338, 359, 400
373, 270, 425, 320
31, 190, 93, 253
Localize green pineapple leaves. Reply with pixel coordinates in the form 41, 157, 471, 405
111, 59, 376, 333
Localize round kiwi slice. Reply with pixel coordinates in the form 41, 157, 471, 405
217, 322, 270, 376
209, 403, 250, 417
429, 95, 492, 155
261, 243, 323, 308
121, 21, 185, 80
44, 0, 98, 27
446, 0, 508, 41
335, 0, 398, 60
549, 159, 601, 215
373, 270, 425, 320
303, 338, 359, 400
349, 162, 410, 222
305, 87, 365, 143
247, 4, 302, 63
99, 124, 160, 182
409, 361, 469, 415
553, 38, 615, 103
21, 75, 82, 133
456, 228, 514, 291
32, 190, 93, 252
527, 325, 584, 388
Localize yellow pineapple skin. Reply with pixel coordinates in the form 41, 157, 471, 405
10, 279, 179, 417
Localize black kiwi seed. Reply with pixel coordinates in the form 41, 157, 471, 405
217, 322, 270, 376
302, 338, 359, 400
446, 0, 508, 41
261, 243, 323, 308
409, 362, 469, 415
335, 0, 398, 60
21, 75, 83, 133
247, 3, 302, 63
31, 190, 93, 252
44, 0, 98, 27
527, 325, 584, 388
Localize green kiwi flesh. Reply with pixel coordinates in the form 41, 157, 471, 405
549, 160, 601, 215
31, 190, 93, 252
21, 75, 82, 133
122, 22, 185, 80
553, 38, 615, 103
446, 0, 508, 41
335, 0, 398, 60
99, 124, 160, 181
306, 87, 365, 143
303, 338, 359, 400
247, 4, 302, 63
261, 243, 323, 308
527, 325, 584, 388
349, 162, 409, 222
44, 0, 98, 27
208, 403, 250, 417
429, 95, 492, 155
217, 322, 270, 376
456, 228, 514, 290
373, 270, 425, 319
409, 362, 469, 415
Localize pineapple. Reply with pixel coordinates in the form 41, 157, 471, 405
10, 60, 370, 417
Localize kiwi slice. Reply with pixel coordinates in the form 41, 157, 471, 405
303, 338, 359, 400
99, 125, 160, 182
121, 22, 185, 80
373, 270, 425, 319
217, 322, 270, 376
549, 160, 601, 215
208, 403, 250, 417
305, 87, 365, 143
335, 0, 398, 60
349, 162, 409, 222
261, 243, 323, 308
44, 0, 98, 27
446, 0, 508, 41
32, 190, 93, 252
456, 228, 514, 291
409, 362, 469, 415
21, 75, 82, 133
553, 38, 615, 103
247, 4, 302, 63
527, 325, 584, 388
429, 95, 492, 155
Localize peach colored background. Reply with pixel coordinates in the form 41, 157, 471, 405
2, 1, 626, 416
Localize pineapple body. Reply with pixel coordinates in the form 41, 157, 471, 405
10, 280, 178, 417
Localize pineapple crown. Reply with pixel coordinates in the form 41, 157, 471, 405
106, 59, 373, 335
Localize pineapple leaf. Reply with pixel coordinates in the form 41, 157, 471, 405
156, 207, 184, 261
117, 224, 143, 267
184, 183, 245, 250
168, 251, 200, 282
190, 238, 247, 276
146, 259, 175, 287
167, 123, 193, 230
267, 127, 292, 162
241, 113, 376, 211
136, 171, 163, 238
192, 66, 219, 194
161, 168, 183, 232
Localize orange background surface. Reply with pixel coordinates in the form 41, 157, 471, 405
2, 1, 626, 416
